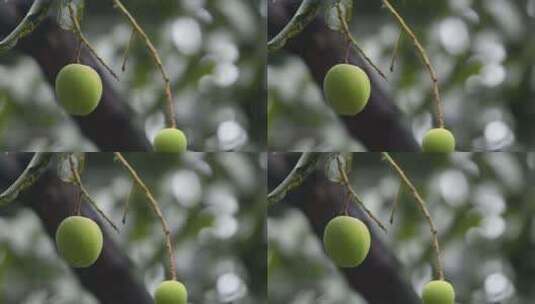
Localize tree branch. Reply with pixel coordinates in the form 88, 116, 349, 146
114, 152, 177, 281
382, 152, 444, 280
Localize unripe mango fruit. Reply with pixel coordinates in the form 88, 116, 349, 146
322, 216, 371, 268
55, 216, 103, 268
55, 64, 103, 116
323, 64, 371, 116
422, 280, 455, 304
422, 128, 455, 152
153, 128, 188, 152
155, 280, 188, 304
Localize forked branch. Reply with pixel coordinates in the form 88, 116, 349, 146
336, 156, 387, 232
335, 4, 387, 80
67, 5, 119, 80
382, 152, 444, 280
68, 155, 119, 233
114, 152, 177, 280
110, 0, 176, 128
381, 0, 444, 128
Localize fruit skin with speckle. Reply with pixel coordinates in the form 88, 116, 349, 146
323, 64, 371, 116
153, 128, 188, 152
155, 280, 188, 304
422, 128, 455, 152
55, 64, 103, 116
55, 216, 103, 268
422, 280, 455, 304
322, 216, 371, 268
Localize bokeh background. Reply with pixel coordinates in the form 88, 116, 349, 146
0, 152, 266, 303
269, 152, 535, 303
269, 0, 535, 151
0, 0, 266, 151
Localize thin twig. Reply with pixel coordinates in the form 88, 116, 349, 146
381, 0, 444, 128
121, 28, 136, 72
75, 189, 82, 216
382, 152, 444, 280
111, 0, 176, 128
114, 152, 177, 280
389, 31, 402, 72
389, 182, 402, 224
68, 156, 119, 233
74, 38, 82, 63
67, 5, 119, 80
336, 157, 387, 233
344, 40, 352, 64
122, 181, 134, 224
336, 4, 388, 81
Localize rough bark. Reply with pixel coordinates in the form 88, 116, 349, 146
268, 154, 420, 304
268, 1, 420, 152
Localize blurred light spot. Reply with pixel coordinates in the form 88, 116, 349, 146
463, 9, 480, 24
474, 34, 506, 63
527, 153, 535, 169
212, 215, 238, 239
172, 18, 202, 55
217, 272, 247, 302
171, 170, 202, 207
440, 18, 469, 54
484, 153, 523, 191
213, 63, 239, 87
207, 35, 240, 62
206, 185, 239, 214
485, 272, 514, 301
480, 64, 506, 87
529, 0, 535, 17
439, 170, 469, 206
484, 120, 513, 149
182, 0, 206, 11
474, 184, 505, 215
217, 120, 247, 150
145, 113, 166, 141
484, 0, 523, 38
480, 215, 505, 239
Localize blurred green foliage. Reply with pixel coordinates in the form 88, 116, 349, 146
0, 152, 266, 304
269, 0, 535, 151
0, 0, 266, 151
269, 152, 535, 303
